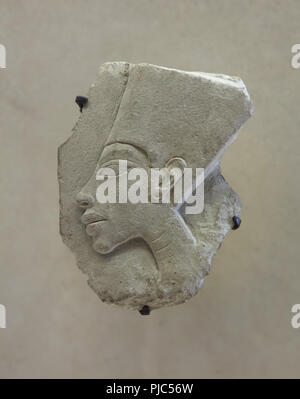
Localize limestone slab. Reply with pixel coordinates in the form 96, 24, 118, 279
58, 62, 253, 313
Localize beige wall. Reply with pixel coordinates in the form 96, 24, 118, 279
0, 0, 300, 378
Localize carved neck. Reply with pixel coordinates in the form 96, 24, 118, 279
142, 209, 200, 292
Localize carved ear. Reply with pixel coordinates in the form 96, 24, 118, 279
165, 157, 187, 204
165, 157, 187, 173
151, 157, 187, 203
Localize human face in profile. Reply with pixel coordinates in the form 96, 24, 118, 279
77, 141, 173, 254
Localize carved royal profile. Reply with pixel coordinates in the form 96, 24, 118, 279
58, 62, 253, 313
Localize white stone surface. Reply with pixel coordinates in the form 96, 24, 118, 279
58, 62, 253, 312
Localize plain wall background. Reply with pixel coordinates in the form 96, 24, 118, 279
0, 0, 299, 378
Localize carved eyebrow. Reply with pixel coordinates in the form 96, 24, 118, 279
106, 140, 149, 159
99, 141, 150, 165
99, 151, 141, 166
99, 159, 139, 168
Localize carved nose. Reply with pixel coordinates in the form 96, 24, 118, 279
76, 191, 95, 209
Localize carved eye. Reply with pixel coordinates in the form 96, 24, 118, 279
79, 201, 89, 208
97, 160, 139, 177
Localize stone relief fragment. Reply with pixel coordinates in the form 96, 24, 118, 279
58, 62, 253, 314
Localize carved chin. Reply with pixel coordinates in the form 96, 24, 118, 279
92, 237, 120, 255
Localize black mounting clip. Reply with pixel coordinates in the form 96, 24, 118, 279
75, 96, 88, 112
139, 305, 151, 316
232, 216, 241, 230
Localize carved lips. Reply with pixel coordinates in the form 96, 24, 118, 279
81, 212, 107, 236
